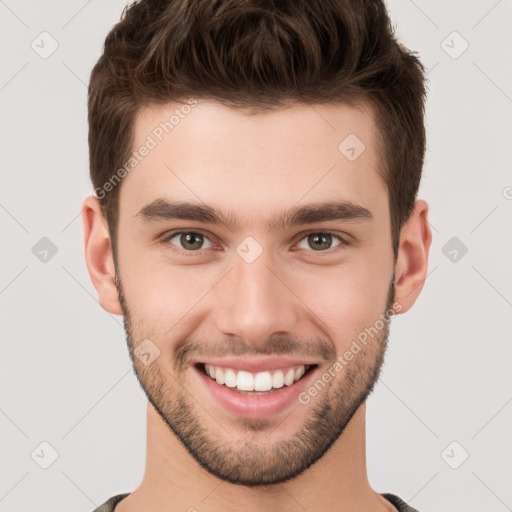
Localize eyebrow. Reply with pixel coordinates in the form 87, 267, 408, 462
135, 198, 373, 232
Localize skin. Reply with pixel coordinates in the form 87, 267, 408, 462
83, 100, 431, 512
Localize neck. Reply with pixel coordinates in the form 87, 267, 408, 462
117, 403, 394, 512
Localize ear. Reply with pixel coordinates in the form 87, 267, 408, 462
82, 195, 123, 316
393, 199, 432, 314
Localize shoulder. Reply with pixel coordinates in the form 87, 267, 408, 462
381, 493, 421, 512
91, 493, 130, 512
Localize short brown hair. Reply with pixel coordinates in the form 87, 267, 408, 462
88, 0, 427, 259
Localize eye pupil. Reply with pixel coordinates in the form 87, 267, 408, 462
309, 233, 332, 250
181, 233, 203, 250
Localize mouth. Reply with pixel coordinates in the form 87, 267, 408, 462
193, 360, 319, 418
196, 362, 317, 395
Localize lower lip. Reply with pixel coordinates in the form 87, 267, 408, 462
194, 365, 317, 418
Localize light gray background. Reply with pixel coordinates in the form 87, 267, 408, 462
1, 1, 511, 511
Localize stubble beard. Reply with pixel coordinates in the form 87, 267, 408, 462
115, 272, 395, 486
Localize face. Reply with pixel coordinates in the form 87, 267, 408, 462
113, 100, 398, 486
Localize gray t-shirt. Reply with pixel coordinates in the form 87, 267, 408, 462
92, 492, 420, 511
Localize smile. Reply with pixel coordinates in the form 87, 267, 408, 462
200, 363, 314, 394
194, 359, 319, 417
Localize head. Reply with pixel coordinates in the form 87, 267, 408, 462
83, 0, 431, 487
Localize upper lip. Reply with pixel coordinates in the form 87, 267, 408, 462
195, 356, 318, 373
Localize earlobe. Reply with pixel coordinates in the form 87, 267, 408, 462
393, 199, 432, 314
82, 195, 123, 316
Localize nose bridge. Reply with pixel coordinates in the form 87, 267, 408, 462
214, 248, 297, 345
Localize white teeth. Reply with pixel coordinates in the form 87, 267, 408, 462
215, 367, 225, 385
272, 370, 285, 389
254, 371, 272, 392
284, 368, 295, 386
224, 368, 237, 388
237, 371, 254, 391
203, 363, 310, 392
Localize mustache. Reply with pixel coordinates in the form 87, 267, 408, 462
173, 335, 336, 372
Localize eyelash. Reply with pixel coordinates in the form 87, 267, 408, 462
159, 229, 350, 256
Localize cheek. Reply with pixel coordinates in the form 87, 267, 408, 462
298, 256, 392, 347
139, 268, 208, 318
118, 243, 210, 331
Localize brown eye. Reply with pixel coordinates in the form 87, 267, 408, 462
167, 231, 214, 252
296, 232, 344, 251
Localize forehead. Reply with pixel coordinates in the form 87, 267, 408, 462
119, 100, 388, 226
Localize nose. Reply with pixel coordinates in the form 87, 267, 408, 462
214, 249, 299, 347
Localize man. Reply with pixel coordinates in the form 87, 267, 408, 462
83, 0, 432, 510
